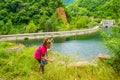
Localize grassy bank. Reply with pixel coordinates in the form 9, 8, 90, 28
0, 42, 119, 80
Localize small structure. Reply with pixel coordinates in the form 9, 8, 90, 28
100, 20, 114, 28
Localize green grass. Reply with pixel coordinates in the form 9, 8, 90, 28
0, 42, 119, 80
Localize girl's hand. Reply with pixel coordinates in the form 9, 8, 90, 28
48, 59, 54, 62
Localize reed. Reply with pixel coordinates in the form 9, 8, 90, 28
0, 42, 119, 80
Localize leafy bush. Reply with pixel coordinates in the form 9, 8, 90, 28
71, 16, 91, 29
102, 26, 120, 75
25, 21, 37, 33
87, 21, 98, 28
24, 37, 29, 41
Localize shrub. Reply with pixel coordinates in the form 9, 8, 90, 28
102, 25, 120, 75
25, 21, 37, 33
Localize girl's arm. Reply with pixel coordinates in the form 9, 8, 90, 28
45, 58, 54, 62
41, 54, 54, 62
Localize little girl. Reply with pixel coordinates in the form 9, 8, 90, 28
34, 38, 53, 73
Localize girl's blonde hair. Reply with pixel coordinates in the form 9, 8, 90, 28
43, 38, 52, 46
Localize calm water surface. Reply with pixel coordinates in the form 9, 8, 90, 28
19, 38, 108, 61
51, 39, 108, 61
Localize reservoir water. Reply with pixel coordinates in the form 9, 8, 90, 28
19, 33, 108, 61
52, 38, 108, 61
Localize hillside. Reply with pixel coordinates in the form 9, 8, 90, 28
66, 0, 120, 19
0, 0, 119, 35
0, 0, 64, 34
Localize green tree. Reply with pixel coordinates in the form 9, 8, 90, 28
2, 20, 13, 35
44, 19, 55, 32
25, 21, 37, 33
0, 9, 8, 20
37, 14, 48, 32
0, 0, 64, 34
73, 16, 91, 29
112, 0, 120, 18
0, 21, 5, 34
102, 24, 120, 75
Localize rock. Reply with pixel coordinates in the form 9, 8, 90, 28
57, 60, 96, 68
67, 61, 96, 68
98, 53, 111, 61
5, 47, 22, 53
4, 44, 24, 53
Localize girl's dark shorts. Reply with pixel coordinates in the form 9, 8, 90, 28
38, 59, 48, 66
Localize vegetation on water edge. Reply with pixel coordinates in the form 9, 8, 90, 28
0, 42, 119, 80
102, 24, 120, 75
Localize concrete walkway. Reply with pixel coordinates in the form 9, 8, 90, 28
0, 26, 99, 41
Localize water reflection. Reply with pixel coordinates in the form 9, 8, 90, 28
52, 39, 108, 61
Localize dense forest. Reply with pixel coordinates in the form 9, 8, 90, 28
0, 0, 119, 35
67, 0, 120, 19
0, 0, 64, 34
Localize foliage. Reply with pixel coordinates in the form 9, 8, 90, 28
112, 0, 120, 18
70, 16, 91, 29
25, 21, 37, 33
0, 20, 5, 35
0, 0, 120, 35
0, 0, 64, 34
102, 25, 120, 75
0, 0, 120, 34
67, 0, 120, 19
87, 21, 99, 28
37, 14, 48, 32
0, 42, 118, 80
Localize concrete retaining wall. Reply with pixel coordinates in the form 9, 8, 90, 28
0, 26, 99, 41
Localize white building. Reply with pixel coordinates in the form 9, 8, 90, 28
101, 20, 114, 28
